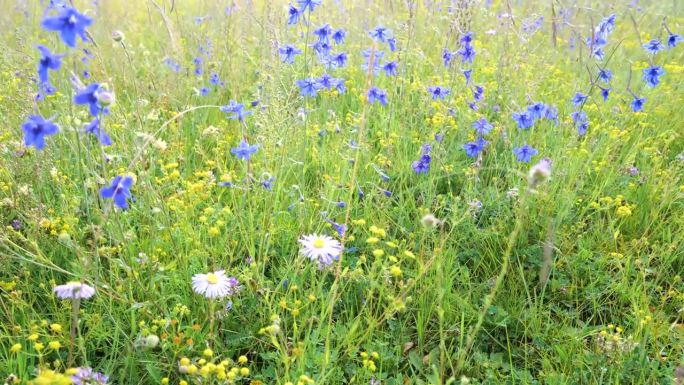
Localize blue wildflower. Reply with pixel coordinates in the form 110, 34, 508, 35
84, 118, 112, 146
332, 78, 346, 94
220, 101, 253, 121
21, 115, 59, 150
411, 154, 432, 174
527, 102, 546, 119
261, 176, 276, 191
472, 85, 484, 102
472, 117, 493, 135
368, 87, 388, 106
513, 144, 538, 162
370, 26, 391, 42
668, 32, 683, 48
332, 52, 348, 67
598, 68, 612, 83
287, 4, 300, 25
387, 37, 397, 51
442, 49, 453, 67
599, 86, 611, 101
37, 45, 63, 85
297, 0, 321, 13
332, 29, 346, 44
642, 65, 664, 88
463, 137, 487, 158
313, 41, 332, 57
463, 69, 472, 85
100, 176, 134, 210
382, 61, 398, 76
544, 105, 559, 123
296, 78, 322, 97
74, 83, 102, 117
571, 92, 588, 107
279, 44, 302, 64
314, 24, 333, 43
428, 86, 450, 100
41, 6, 93, 48
456, 44, 476, 64
643, 39, 665, 54
231, 139, 259, 160
362, 49, 383, 74
512, 110, 535, 129
631, 95, 646, 112
317, 73, 335, 89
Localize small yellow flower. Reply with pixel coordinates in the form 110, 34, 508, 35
390, 266, 402, 278
35, 342, 45, 351
10, 343, 22, 353
203, 348, 213, 357
372, 249, 384, 258
240, 367, 250, 376
49, 324, 62, 333
238, 355, 248, 364
161, 377, 169, 385
48, 341, 61, 350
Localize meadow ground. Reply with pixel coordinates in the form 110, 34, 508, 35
1, 0, 683, 384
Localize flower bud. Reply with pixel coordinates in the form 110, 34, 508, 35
112, 30, 125, 42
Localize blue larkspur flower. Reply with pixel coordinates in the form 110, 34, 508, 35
428, 86, 450, 100
642, 65, 664, 88
332, 29, 346, 44
463, 68, 472, 84
37, 45, 63, 85
287, 4, 300, 25
463, 137, 487, 158
472, 85, 484, 102
332, 52, 348, 67
84, 118, 112, 146
572, 92, 588, 107
74, 83, 102, 117
512, 110, 534, 129
382, 61, 398, 76
527, 102, 546, 120
513, 144, 538, 162
279, 44, 302, 64
472, 117, 493, 135
411, 154, 432, 174
296, 78, 322, 97
100, 176, 134, 210
631, 96, 646, 112
22, 115, 59, 150
314, 23, 333, 43
297, 0, 321, 12
231, 139, 259, 160
220, 101, 252, 121
599, 86, 611, 101
598, 68, 612, 83
41, 6, 93, 48
370, 26, 391, 42
442, 49, 453, 67
367, 87, 388, 106
668, 32, 683, 48
387, 37, 397, 51
643, 39, 665, 54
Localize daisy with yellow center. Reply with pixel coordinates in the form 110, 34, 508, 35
192, 270, 240, 299
299, 233, 343, 268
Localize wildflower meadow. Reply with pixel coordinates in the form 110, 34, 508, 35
1, 0, 684, 384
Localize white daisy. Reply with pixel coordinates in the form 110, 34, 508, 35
192, 270, 239, 299
298, 233, 343, 267
53, 282, 96, 300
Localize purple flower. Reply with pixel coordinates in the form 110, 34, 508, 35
287, 4, 300, 25
332, 29, 346, 44
297, 0, 322, 12
296, 78, 323, 97
84, 118, 112, 146
22, 115, 59, 150
368, 87, 388, 106
411, 154, 432, 174
571, 92, 588, 107
37, 45, 63, 85
54, 282, 96, 300
513, 144, 538, 162
463, 137, 487, 157
428, 86, 450, 100
512, 110, 534, 129
220, 101, 252, 121
472, 118, 493, 135
442, 49, 453, 67
642, 65, 664, 88
668, 32, 683, 48
71, 367, 108, 385
231, 139, 259, 161
631, 96, 646, 112
643, 39, 665, 54
382, 61, 398, 76
41, 6, 93, 48
100, 175, 134, 210
370, 26, 392, 42
74, 83, 102, 116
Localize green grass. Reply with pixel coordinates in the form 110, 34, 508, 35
1, 0, 683, 384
